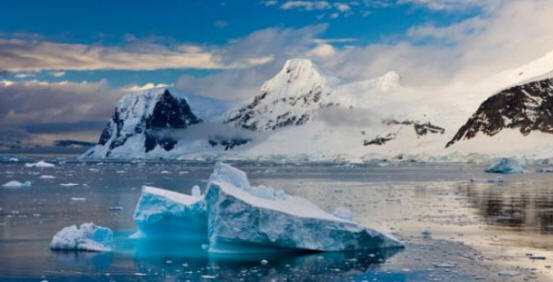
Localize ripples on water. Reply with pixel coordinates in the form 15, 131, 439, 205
1, 159, 553, 280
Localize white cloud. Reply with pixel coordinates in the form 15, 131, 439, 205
122, 82, 173, 92
281, 1, 331, 10
397, 0, 502, 11
308, 43, 336, 57
0, 39, 273, 72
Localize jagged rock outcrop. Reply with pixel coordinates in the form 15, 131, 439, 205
447, 78, 553, 147
226, 59, 335, 131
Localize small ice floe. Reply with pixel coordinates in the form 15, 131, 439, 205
536, 167, 553, 173
485, 158, 525, 174
160, 170, 171, 174
60, 183, 79, 187
2, 180, 31, 189
470, 176, 504, 183
116, 170, 125, 174
498, 270, 520, 277
39, 175, 56, 179
178, 171, 189, 175
191, 185, 202, 198
25, 160, 55, 168
8, 157, 19, 162
88, 168, 100, 172
332, 207, 353, 221
50, 222, 113, 252
71, 197, 86, 201
108, 206, 123, 211
260, 259, 269, 265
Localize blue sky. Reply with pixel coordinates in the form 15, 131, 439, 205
0, 0, 480, 88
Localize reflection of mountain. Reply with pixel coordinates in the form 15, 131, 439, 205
461, 182, 553, 234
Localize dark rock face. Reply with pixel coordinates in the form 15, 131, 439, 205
446, 78, 553, 147
226, 89, 333, 131
208, 136, 250, 150
364, 119, 445, 146
97, 89, 202, 154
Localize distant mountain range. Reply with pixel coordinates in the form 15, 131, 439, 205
82, 56, 553, 162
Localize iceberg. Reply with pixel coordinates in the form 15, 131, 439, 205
25, 160, 55, 168
133, 186, 207, 239
130, 162, 403, 254
50, 223, 113, 252
2, 180, 31, 188
485, 158, 525, 174
204, 162, 403, 253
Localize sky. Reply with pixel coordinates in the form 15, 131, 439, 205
2, 0, 553, 151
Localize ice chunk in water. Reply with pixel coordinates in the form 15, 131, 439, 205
133, 186, 207, 239
485, 158, 525, 174
208, 162, 285, 200
25, 160, 55, 168
2, 180, 31, 188
205, 163, 403, 253
50, 223, 112, 252
191, 185, 201, 197
332, 207, 353, 221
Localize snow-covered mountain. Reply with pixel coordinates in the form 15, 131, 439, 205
83, 88, 234, 158
226, 59, 336, 131
447, 77, 553, 147
82, 55, 553, 162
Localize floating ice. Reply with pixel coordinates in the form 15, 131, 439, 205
39, 175, 56, 179
485, 158, 525, 174
2, 180, 31, 188
133, 186, 207, 239
332, 207, 353, 221
25, 160, 55, 168
191, 185, 202, 198
60, 183, 79, 187
205, 162, 403, 253
208, 162, 286, 200
50, 222, 113, 252
131, 162, 403, 254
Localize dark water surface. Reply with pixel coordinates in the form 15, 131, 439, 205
1, 160, 552, 281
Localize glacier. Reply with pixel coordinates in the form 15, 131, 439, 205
133, 185, 207, 239
50, 223, 113, 252
485, 158, 526, 174
132, 162, 403, 254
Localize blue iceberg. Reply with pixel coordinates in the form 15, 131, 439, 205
133, 185, 207, 239
485, 158, 525, 174
132, 162, 403, 254
204, 162, 403, 253
50, 222, 113, 252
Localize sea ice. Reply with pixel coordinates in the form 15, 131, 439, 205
50, 222, 113, 252
2, 180, 31, 188
25, 160, 56, 168
191, 185, 201, 197
205, 162, 403, 253
133, 186, 207, 239
485, 158, 525, 174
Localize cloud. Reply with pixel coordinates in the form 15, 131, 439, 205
122, 82, 173, 92
0, 38, 273, 72
280, 1, 331, 10
397, 0, 502, 11
0, 79, 121, 126
307, 43, 336, 57
213, 20, 229, 29
177, 24, 328, 100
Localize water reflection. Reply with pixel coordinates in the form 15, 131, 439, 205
462, 181, 553, 234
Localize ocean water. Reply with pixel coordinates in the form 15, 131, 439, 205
1, 159, 552, 281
